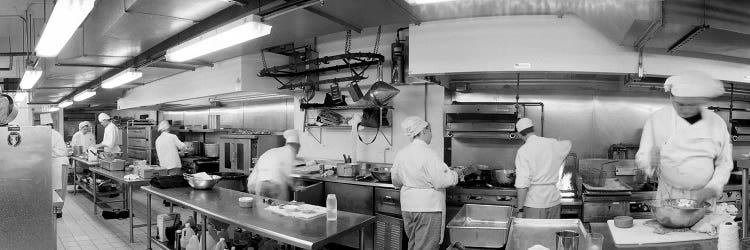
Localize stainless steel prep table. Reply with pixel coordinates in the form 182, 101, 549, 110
70, 155, 99, 195
141, 186, 376, 250
89, 167, 151, 243
589, 222, 717, 249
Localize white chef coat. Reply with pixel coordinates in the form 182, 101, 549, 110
392, 139, 458, 212
515, 135, 572, 208
246, 145, 296, 194
636, 107, 732, 198
155, 132, 186, 169
101, 122, 121, 153
51, 128, 69, 192
71, 131, 95, 150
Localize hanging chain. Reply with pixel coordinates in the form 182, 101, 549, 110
373, 25, 382, 54
344, 30, 352, 54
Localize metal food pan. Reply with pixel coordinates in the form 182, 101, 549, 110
446, 204, 512, 248
506, 218, 589, 250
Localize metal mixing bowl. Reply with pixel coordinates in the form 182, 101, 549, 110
184, 174, 222, 190
371, 166, 392, 182
649, 199, 710, 228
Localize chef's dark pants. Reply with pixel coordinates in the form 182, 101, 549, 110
402, 211, 442, 250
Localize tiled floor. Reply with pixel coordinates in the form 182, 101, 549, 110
57, 186, 193, 250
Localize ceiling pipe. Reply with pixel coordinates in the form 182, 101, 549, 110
59, 0, 279, 103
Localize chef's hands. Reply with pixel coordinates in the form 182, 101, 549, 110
695, 184, 722, 204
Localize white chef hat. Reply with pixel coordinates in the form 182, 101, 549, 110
401, 116, 429, 138
40, 113, 53, 125
98, 113, 110, 122
284, 129, 300, 144
0, 94, 18, 126
158, 120, 171, 132
664, 71, 725, 98
79, 121, 90, 129
516, 118, 533, 132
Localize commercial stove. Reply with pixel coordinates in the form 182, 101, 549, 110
447, 185, 518, 206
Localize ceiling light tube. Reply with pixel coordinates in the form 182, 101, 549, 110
49, 107, 60, 112
35, 0, 96, 57
166, 15, 271, 62
59, 100, 74, 108
102, 69, 143, 88
19, 68, 43, 89
73, 90, 96, 102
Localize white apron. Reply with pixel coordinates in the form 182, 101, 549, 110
656, 112, 718, 203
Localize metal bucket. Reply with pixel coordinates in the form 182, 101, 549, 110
555, 230, 580, 250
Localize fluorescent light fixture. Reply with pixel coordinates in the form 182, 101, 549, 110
59, 100, 74, 108
35, 0, 96, 57
102, 69, 143, 88
166, 15, 271, 62
514, 63, 532, 69
73, 90, 96, 102
19, 68, 43, 89
405, 0, 457, 4
49, 107, 60, 112
14, 92, 28, 103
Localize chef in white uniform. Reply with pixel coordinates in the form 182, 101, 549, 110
71, 121, 96, 150
514, 118, 572, 219
41, 113, 70, 202
636, 71, 732, 204
95, 113, 121, 153
155, 120, 188, 169
392, 116, 478, 250
246, 129, 300, 201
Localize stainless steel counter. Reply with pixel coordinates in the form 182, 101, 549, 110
291, 173, 396, 189
141, 186, 376, 249
70, 155, 99, 166
589, 222, 717, 250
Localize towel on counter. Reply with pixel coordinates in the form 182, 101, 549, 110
691, 203, 738, 236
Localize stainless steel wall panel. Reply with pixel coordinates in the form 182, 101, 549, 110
243, 99, 293, 131
182, 110, 209, 127
209, 103, 244, 129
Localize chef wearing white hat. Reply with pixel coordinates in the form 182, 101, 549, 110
155, 120, 188, 169
71, 121, 96, 150
636, 71, 732, 204
514, 117, 572, 219
94, 113, 121, 153
246, 129, 301, 201
392, 116, 478, 249
40, 113, 70, 204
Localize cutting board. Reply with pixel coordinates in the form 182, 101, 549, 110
607, 219, 716, 246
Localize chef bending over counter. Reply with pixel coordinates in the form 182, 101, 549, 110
636, 71, 732, 205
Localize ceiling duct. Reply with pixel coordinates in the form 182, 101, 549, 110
410, 0, 750, 62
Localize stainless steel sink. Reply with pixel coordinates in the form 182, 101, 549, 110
447, 204, 512, 248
